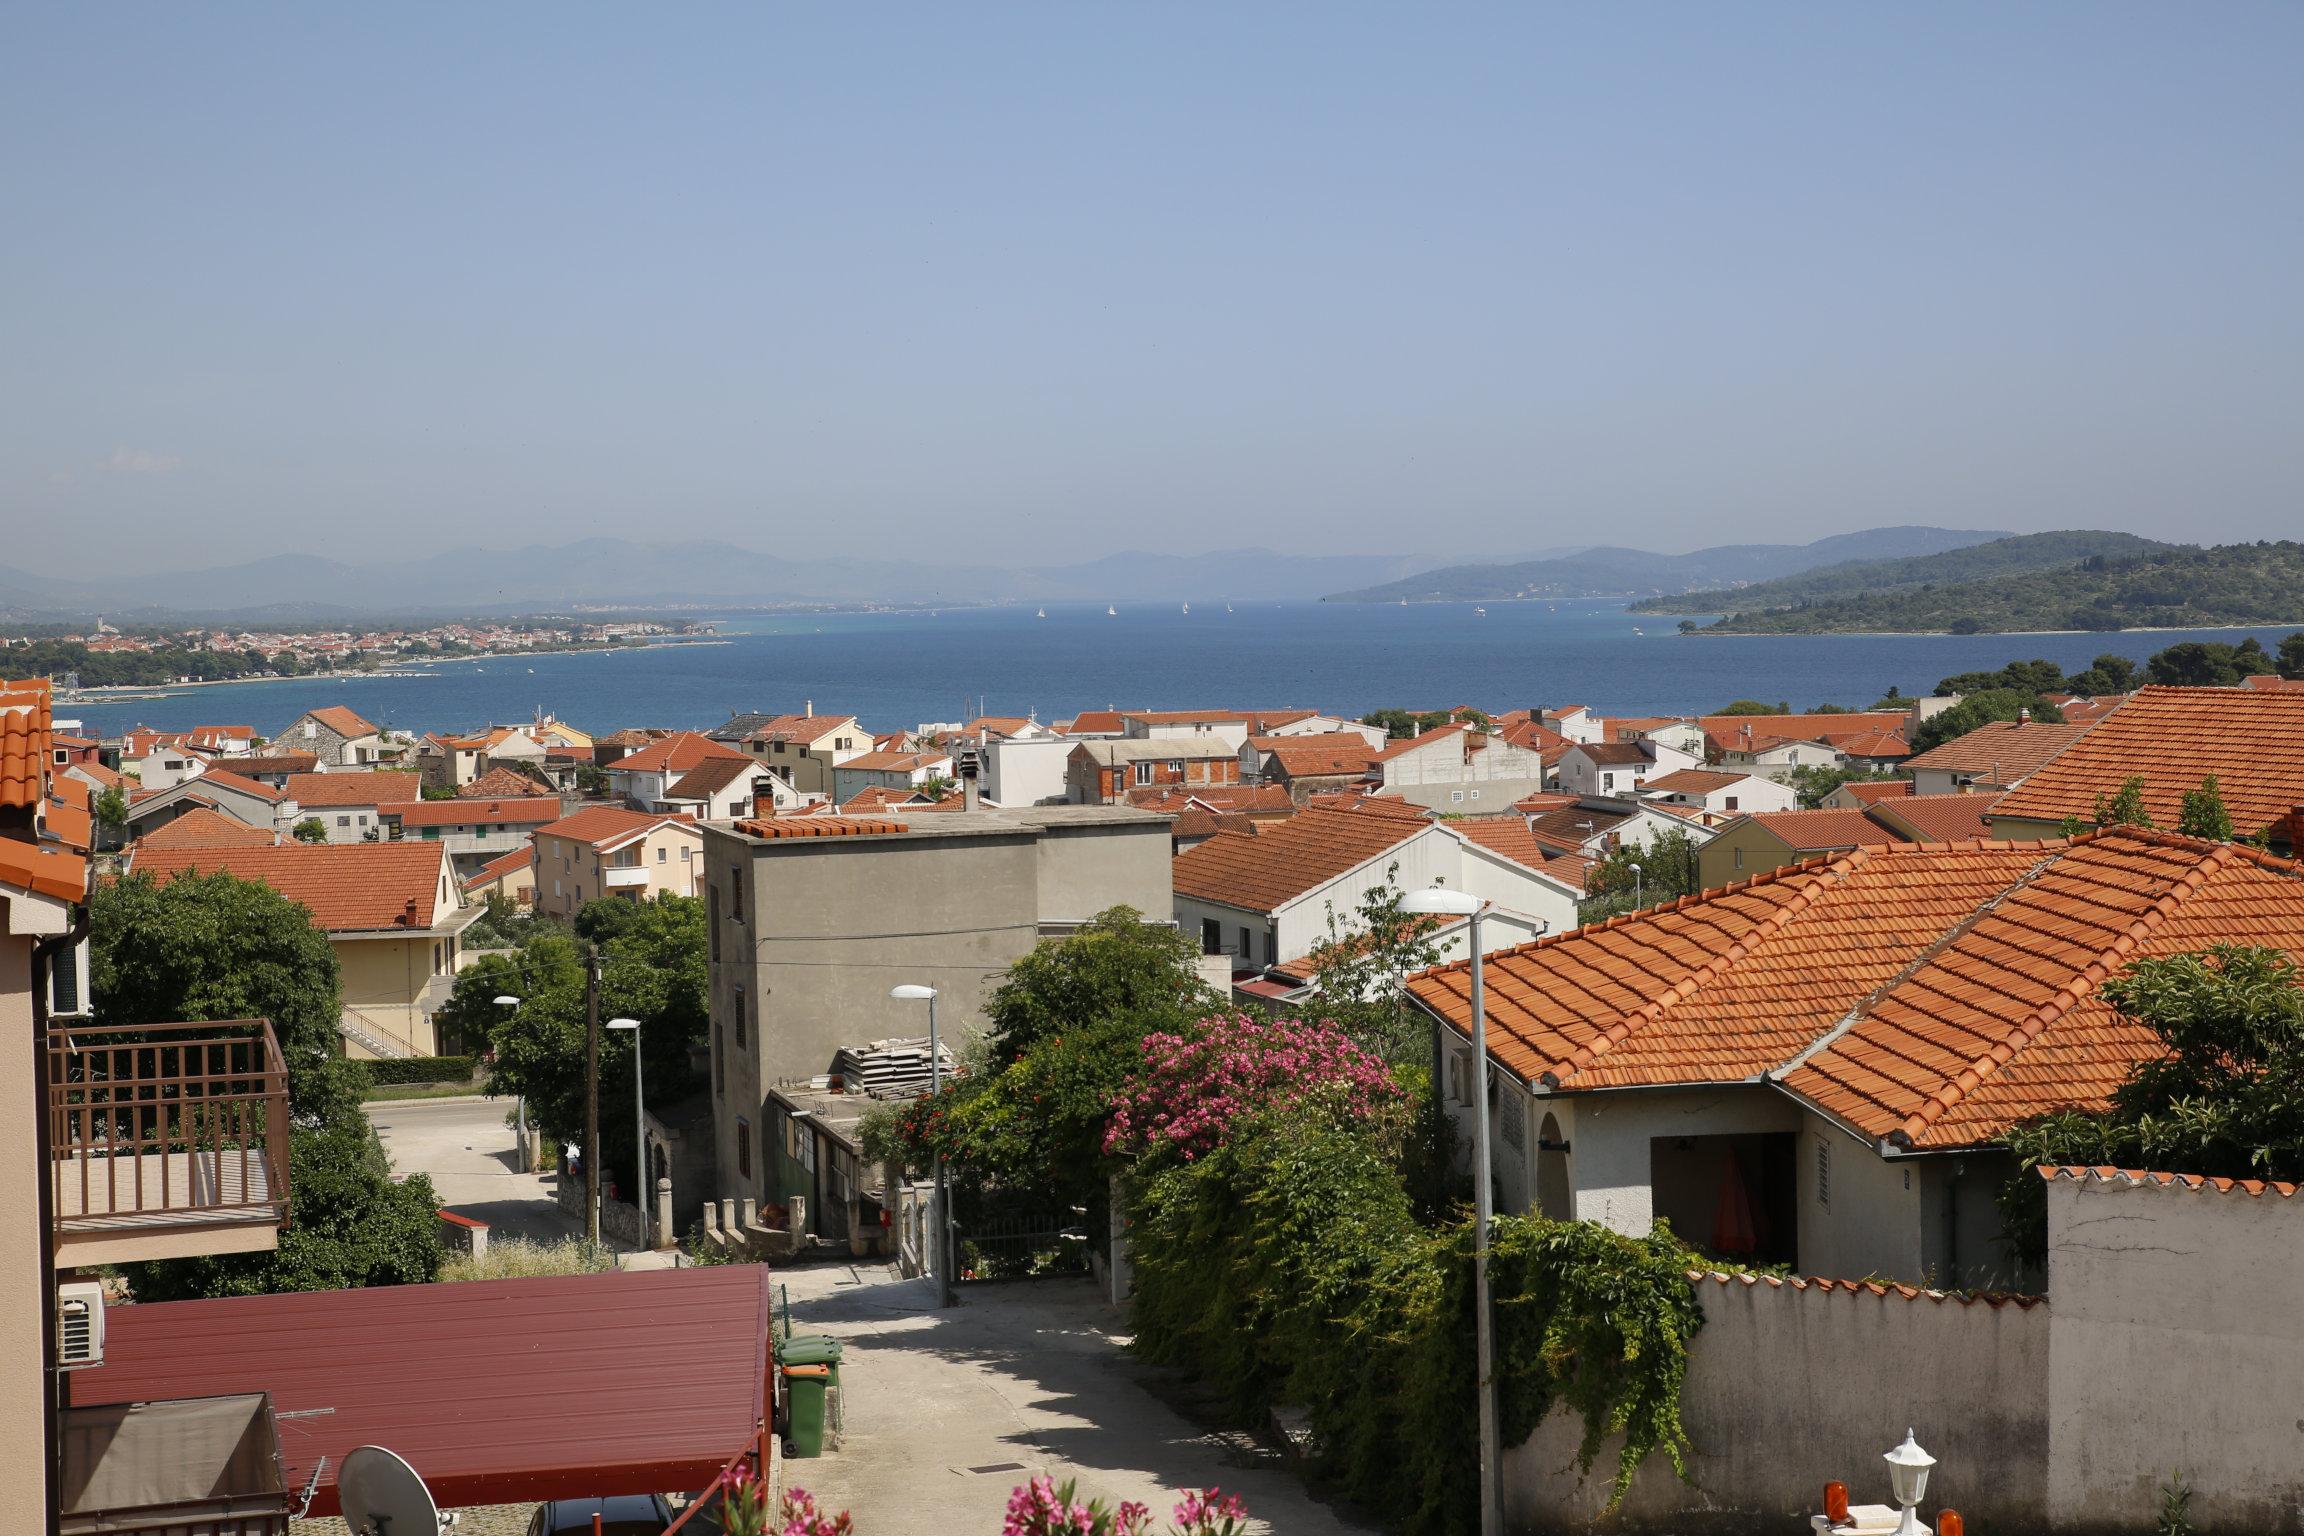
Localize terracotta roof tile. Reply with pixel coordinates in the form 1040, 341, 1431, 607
1700, 711, 1910, 757
284, 771, 426, 808
1173, 806, 1425, 913
836, 750, 951, 773
0, 835, 86, 902
665, 758, 756, 799
1685, 1269, 2043, 1308
1408, 831, 2304, 1149
1641, 769, 1754, 795
2241, 675, 2304, 694
610, 731, 751, 777
1458, 818, 1555, 874
1902, 719, 2094, 782
1737, 806, 1900, 851
2036, 1164, 2304, 1198
535, 806, 698, 851
183, 768, 283, 804
0, 678, 54, 810
461, 846, 536, 893
1257, 734, 1379, 779
730, 816, 909, 839
1867, 793, 2003, 842
134, 808, 280, 851
1059, 711, 1126, 735
133, 842, 455, 930
388, 797, 563, 828
1988, 686, 2304, 837
301, 705, 379, 739
1299, 791, 1432, 821
1835, 780, 1913, 806
228, 753, 321, 778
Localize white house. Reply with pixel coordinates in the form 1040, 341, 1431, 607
1172, 804, 1580, 975
1719, 736, 1846, 783
1553, 740, 1700, 799
659, 756, 778, 820
1370, 723, 1551, 812
830, 750, 954, 805
1636, 768, 1798, 822
1520, 797, 1717, 861
1121, 711, 1252, 753
609, 731, 754, 810
130, 742, 210, 792
1244, 712, 1389, 751
979, 724, 1073, 807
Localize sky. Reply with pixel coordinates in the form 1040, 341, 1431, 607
4, 4, 2301, 577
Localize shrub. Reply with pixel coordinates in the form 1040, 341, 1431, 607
439, 1236, 613, 1283
354, 1055, 478, 1087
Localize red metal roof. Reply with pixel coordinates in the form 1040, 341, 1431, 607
70, 1266, 770, 1516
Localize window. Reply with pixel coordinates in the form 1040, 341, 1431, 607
1238, 925, 1251, 959
1603, 773, 1616, 791
1815, 1137, 1831, 1208
730, 877, 744, 923
733, 984, 747, 1048
713, 1024, 723, 1094
1450, 790, 1464, 804
1134, 761, 1155, 787
737, 1120, 751, 1179
1725, 797, 1738, 812
1262, 929, 1275, 965
708, 890, 721, 958
682, 847, 692, 861
1468, 789, 1479, 800
657, 846, 667, 863
336, 815, 351, 827
1200, 918, 1221, 956
1734, 849, 1744, 869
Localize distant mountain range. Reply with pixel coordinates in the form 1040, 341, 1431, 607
1628, 530, 2172, 619
1321, 526, 2011, 603
0, 542, 1452, 623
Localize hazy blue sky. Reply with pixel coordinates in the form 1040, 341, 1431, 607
5, 4, 2300, 576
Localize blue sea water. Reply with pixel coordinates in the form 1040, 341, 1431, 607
58, 601, 2304, 740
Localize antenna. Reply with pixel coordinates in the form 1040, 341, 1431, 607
339, 1445, 456, 1534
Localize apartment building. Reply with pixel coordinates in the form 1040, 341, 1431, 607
532, 806, 704, 919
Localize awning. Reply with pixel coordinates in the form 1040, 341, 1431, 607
68, 1266, 771, 1516
59, 1393, 288, 1535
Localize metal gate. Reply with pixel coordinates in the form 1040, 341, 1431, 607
952, 1208, 1092, 1283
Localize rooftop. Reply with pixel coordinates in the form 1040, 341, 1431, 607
1734, 805, 1901, 851
388, 796, 563, 828
298, 704, 379, 739
1902, 718, 2095, 781
611, 730, 751, 776
1408, 829, 2304, 1149
666, 757, 757, 798
283, 771, 426, 808
131, 842, 458, 931
1867, 791, 2004, 842
134, 808, 279, 852
1988, 685, 2304, 837
1641, 768, 1755, 795
1173, 805, 1424, 913
1257, 735, 1379, 778
535, 805, 700, 850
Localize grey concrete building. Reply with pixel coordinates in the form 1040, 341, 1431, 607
700, 803, 1172, 1213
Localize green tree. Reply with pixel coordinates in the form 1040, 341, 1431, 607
291, 817, 328, 843
1580, 830, 1704, 922
572, 895, 642, 947
92, 785, 129, 846
1300, 869, 1447, 1062
420, 782, 459, 801
2067, 652, 2138, 696
2279, 631, 2304, 681
1783, 764, 1903, 811
90, 871, 444, 1296
1711, 699, 1785, 716
1936, 658, 2068, 697
1909, 689, 2066, 753
575, 762, 610, 795
2176, 776, 2233, 841
1361, 709, 1421, 740
1999, 946, 2304, 1263
2146, 638, 2278, 687
2093, 775, 2154, 829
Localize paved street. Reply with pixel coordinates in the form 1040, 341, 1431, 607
364, 1095, 585, 1245
777, 1262, 1374, 1536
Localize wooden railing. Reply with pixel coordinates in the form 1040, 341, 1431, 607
47, 1018, 291, 1234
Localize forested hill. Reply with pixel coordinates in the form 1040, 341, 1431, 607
1678, 540, 2304, 635
1628, 530, 2168, 616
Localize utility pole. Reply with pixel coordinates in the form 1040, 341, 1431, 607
584, 943, 601, 1245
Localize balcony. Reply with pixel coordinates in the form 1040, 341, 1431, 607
603, 864, 650, 888
48, 1019, 291, 1267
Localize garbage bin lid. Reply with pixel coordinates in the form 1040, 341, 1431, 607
781, 1364, 832, 1380
776, 1336, 845, 1364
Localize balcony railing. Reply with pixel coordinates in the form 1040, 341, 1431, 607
47, 1019, 290, 1251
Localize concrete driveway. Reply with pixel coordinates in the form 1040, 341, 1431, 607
776, 1262, 1374, 1536
364, 1096, 584, 1245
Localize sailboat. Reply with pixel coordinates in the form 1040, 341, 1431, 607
1225, 601, 1233, 613
1036, 607, 1047, 619
1107, 605, 1117, 617
1474, 607, 1487, 617
1397, 598, 1408, 607
1181, 602, 1190, 615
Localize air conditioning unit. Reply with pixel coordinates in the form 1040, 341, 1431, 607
57, 1281, 105, 1370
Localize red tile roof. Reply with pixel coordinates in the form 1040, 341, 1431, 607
1834, 779, 1914, 806
133, 842, 456, 930
462, 845, 538, 893
2036, 1165, 2304, 1199
284, 771, 426, 808
745, 713, 858, 744
1902, 719, 2093, 782
1866, 792, 2003, 843
66, 759, 127, 791
226, 752, 321, 778
1059, 711, 1126, 735
389, 797, 563, 828
1129, 785, 1296, 817
1301, 791, 1433, 821
731, 816, 909, 839
191, 769, 285, 804
1370, 723, 1475, 763
1258, 734, 1379, 779
1641, 768, 1754, 795
835, 749, 950, 774
1735, 806, 1901, 852
0, 836, 86, 903
610, 731, 750, 776
1988, 686, 2304, 838
665, 758, 756, 799
135, 808, 280, 851
535, 806, 699, 851
1458, 817, 1556, 874
1172, 806, 1426, 913
2241, 675, 2304, 693
1832, 730, 1914, 760
301, 705, 379, 739
1701, 711, 1910, 757
0, 678, 53, 810
460, 766, 548, 798
1409, 829, 2304, 1150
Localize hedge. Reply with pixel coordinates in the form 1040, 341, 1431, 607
355, 1055, 478, 1086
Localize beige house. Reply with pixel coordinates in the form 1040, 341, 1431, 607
129, 840, 478, 1058
729, 710, 868, 797
462, 845, 539, 908
532, 806, 704, 919
282, 769, 425, 843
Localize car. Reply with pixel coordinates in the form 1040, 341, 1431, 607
525, 1493, 679, 1535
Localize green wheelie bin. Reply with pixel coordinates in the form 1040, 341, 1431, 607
782, 1363, 832, 1457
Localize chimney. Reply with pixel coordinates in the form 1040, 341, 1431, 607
804, 700, 813, 718
401, 896, 418, 927
959, 746, 981, 812
2017, 706, 2031, 723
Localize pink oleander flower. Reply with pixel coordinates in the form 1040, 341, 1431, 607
1103, 1013, 1401, 1161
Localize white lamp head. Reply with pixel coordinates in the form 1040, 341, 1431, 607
493, 995, 521, 1007
1398, 884, 1481, 918
606, 1017, 641, 1032
1885, 1428, 1935, 1509
890, 984, 938, 1001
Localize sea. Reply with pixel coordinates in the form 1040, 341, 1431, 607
57, 601, 2304, 740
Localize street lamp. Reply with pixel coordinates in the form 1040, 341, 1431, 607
890, 983, 951, 1307
1884, 1429, 1936, 1536
1628, 861, 1644, 909
1398, 883, 1499, 1536
605, 1017, 646, 1249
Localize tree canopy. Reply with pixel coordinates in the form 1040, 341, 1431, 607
1909, 689, 2067, 754
2145, 637, 2279, 688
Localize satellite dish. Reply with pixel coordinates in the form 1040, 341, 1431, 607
339, 1445, 453, 1534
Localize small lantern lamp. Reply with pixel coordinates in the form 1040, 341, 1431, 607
1885, 1429, 1936, 1536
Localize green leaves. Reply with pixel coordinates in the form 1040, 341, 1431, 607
1909, 689, 2067, 754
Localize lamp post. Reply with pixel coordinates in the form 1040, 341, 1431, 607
1399, 884, 1498, 1536
1884, 1429, 1936, 1536
1628, 861, 1644, 909
492, 995, 526, 1172
604, 1018, 645, 1249
890, 984, 950, 1307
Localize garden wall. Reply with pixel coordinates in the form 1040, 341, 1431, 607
1504, 1272, 2049, 1534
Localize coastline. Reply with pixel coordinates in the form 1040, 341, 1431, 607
1684, 619, 2304, 638
55, 638, 683, 703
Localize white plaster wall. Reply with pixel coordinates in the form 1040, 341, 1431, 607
1455, 846, 1579, 936
983, 736, 1071, 806
1558, 1087, 1803, 1237
1794, 1111, 1927, 1282
2046, 1178, 2304, 1535
1505, 1278, 2050, 1534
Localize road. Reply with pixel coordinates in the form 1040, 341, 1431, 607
364, 1095, 585, 1245
777, 1261, 1375, 1536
